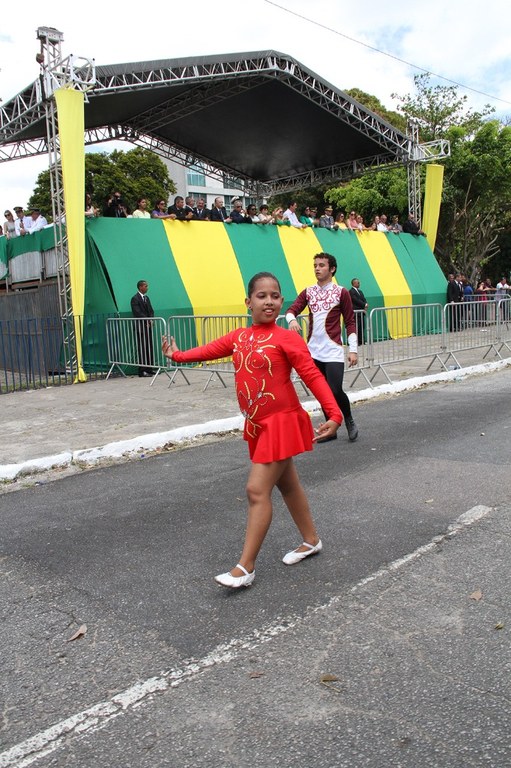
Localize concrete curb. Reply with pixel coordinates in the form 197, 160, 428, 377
2, 359, 510, 482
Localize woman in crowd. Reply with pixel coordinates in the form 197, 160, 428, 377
3, 210, 17, 238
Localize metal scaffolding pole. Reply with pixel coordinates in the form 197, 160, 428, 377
36, 26, 95, 376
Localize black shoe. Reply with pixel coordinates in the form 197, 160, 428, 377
139, 371, 151, 377
316, 434, 338, 444
345, 416, 358, 442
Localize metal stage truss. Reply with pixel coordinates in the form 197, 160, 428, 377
1, 46, 449, 203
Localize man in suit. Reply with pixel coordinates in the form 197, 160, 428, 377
193, 198, 210, 220
210, 196, 232, 223
130, 280, 155, 377
167, 195, 195, 221
446, 273, 464, 331
349, 277, 368, 345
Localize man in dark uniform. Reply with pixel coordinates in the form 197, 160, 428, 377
446, 273, 464, 331
349, 277, 368, 345
130, 280, 155, 377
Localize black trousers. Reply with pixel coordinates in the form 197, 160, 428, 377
136, 321, 154, 375
313, 359, 351, 420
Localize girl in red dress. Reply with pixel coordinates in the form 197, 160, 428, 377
162, 272, 342, 588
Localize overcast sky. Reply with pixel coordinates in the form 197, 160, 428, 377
1, 0, 510, 212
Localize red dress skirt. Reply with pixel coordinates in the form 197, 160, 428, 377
172, 322, 342, 464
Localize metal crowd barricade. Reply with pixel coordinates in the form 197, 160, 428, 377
167, 314, 250, 390
442, 299, 503, 367
105, 317, 179, 384
367, 303, 445, 383
495, 297, 511, 356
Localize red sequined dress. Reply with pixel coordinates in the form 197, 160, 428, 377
171, 322, 342, 463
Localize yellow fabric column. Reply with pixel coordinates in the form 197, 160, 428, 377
422, 163, 444, 252
54, 88, 87, 382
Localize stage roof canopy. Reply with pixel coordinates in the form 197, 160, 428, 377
0, 49, 414, 192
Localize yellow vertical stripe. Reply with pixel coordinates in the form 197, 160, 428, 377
359, 231, 412, 336
54, 88, 87, 382
163, 220, 246, 320
277, 227, 327, 291
423, 164, 444, 251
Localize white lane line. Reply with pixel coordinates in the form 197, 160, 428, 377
0, 504, 492, 768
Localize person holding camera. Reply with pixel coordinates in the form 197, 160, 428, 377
104, 191, 128, 218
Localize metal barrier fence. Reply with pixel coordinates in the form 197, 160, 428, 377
105, 317, 191, 385
3, 301, 511, 395
442, 297, 511, 365
365, 299, 511, 383
0, 313, 116, 393
367, 303, 445, 383
165, 314, 249, 389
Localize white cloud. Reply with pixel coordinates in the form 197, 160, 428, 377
1, 0, 510, 210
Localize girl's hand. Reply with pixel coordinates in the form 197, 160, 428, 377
314, 419, 340, 441
162, 335, 179, 359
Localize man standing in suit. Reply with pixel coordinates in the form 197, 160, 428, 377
130, 280, 155, 377
446, 273, 464, 331
193, 198, 210, 220
210, 197, 232, 223
349, 277, 368, 345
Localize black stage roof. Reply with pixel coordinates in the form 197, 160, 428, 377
0, 50, 411, 191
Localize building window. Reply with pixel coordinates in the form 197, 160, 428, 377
187, 163, 206, 187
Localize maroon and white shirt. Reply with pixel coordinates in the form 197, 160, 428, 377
286, 281, 357, 363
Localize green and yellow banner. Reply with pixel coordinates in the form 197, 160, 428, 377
85, 220, 447, 341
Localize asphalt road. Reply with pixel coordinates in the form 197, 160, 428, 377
1, 369, 510, 767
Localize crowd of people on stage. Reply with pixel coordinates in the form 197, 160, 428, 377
2, 189, 431, 240
77, 190, 430, 237
1, 206, 49, 239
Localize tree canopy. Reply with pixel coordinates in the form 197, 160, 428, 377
28, 146, 176, 217
325, 74, 510, 283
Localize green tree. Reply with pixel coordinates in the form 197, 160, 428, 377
436, 120, 511, 282
391, 73, 494, 141
28, 146, 176, 218
325, 168, 409, 225
326, 74, 510, 283
323, 89, 410, 225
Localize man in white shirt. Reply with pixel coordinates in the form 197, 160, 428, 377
377, 214, 389, 232
495, 276, 510, 321
286, 252, 359, 442
13, 206, 32, 236
283, 201, 307, 229
28, 208, 48, 232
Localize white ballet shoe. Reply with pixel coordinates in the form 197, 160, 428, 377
215, 563, 255, 588
282, 540, 323, 566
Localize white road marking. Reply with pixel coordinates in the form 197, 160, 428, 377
0, 505, 492, 768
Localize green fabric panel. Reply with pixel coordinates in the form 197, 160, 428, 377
313, 228, 389, 340
0, 237, 7, 279
399, 234, 447, 304
84, 230, 118, 316
224, 224, 297, 312
7, 227, 56, 259
392, 233, 446, 335
81, 231, 119, 372
85, 218, 193, 320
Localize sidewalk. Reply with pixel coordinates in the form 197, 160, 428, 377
2, 356, 511, 482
